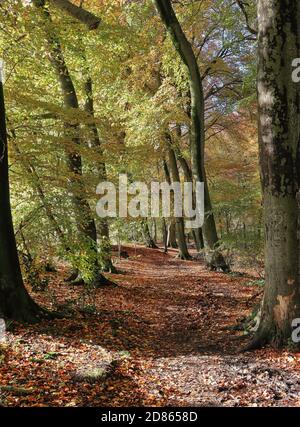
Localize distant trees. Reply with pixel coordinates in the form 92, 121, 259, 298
248, 0, 300, 348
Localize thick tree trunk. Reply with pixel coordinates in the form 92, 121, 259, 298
0, 77, 42, 322
153, 0, 228, 270
248, 0, 300, 349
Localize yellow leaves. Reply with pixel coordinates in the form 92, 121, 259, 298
203, 57, 232, 75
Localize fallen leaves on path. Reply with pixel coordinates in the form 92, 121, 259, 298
1, 245, 300, 407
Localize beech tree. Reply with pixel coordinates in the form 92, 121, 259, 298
249, 0, 300, 348
0, 65, 42, 322
166, 135, 191, 260
34, 0, 112, 286
153, 0, 228, 270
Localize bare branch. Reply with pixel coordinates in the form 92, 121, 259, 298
235, 0, 257, 36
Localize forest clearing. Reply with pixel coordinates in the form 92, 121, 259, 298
1, 0, 300, 414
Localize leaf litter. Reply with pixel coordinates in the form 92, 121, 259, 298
1, 245, 300, 407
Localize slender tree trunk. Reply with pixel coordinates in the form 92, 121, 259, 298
142, 221, 158, 249
10, 136, 69, 251
167, 222, 177, 248
11, 137, 82, 282
162, 218, 168, 252
84, 75, 114, 272
34, 1, 111, 286
0, 75, 42, 322
248, 0, 300, 349
153, 0, 228, 270
166, 139, 191, 260
153, 219, 157, 243
163, 160, 178, 249
177, 146, 204, 251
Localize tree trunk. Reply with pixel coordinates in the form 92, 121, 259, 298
166, 139, 191, 260
34, 1, 111, 286
163, 160, 178, 249
162, 218, 168, 252
50, 0, 101, 30
142, 221, 158, 249
177, 146, 204, 251
248, 0, 300, 349
10, 136, 70, 252
0, 75, 42, 322
153, 219, 157, 243
84, 75, 114, 272
167, 222, 178, 249
153, 0, 228, 270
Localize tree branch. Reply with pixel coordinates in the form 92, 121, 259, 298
235, 0, 257, 36
50, 0, 101, 30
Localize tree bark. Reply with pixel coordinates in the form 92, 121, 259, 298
162, 160, 178, 249
84, 75, 115, 272
50, 0, 101, 30
142, 221, 158, 249
176, 144, 204, 251
168, 222, 178, 248
248, 0, 300, 349
0, 76, 42, 322
162, 218, 168, 252
166, 138, 191, 260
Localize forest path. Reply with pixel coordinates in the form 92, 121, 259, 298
1, 246, 300, 406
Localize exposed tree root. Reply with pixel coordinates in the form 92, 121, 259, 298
102, 261, 118, 274
7, 302, 56, 324
91, 275, 117, 288
69, 272, 116, 288
146, 241, 159, 249
242, 335, 268, 352
206, 250, 231, 273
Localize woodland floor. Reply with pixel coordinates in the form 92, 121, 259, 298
1, 245, 300, 407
